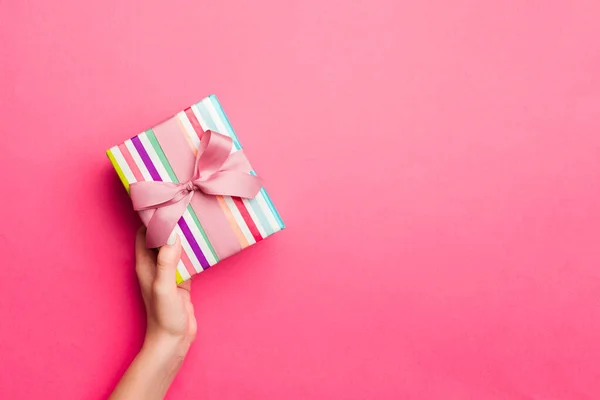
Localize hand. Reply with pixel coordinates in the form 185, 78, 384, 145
110, 228, 197, 400
135, 227, 197, 356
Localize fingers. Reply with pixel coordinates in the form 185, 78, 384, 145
135, 227, 156, 288
154, 232, 182, 293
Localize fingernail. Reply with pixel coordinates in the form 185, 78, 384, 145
167, 232, 177, 246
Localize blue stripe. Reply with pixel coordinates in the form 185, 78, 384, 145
260, 189, 285, 229
194, 100, 218, 133
208, 95, 284, 233
250, 171, 285, 229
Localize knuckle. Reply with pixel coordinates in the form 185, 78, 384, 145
157, 252, 177, 269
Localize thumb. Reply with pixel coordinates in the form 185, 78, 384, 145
155, 232, 182, 290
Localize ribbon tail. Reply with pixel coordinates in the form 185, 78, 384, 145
145, 192, 193, 248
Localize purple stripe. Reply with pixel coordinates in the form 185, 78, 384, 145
130, 135, 210, 269
131, 136, 161, 181
178, 216, 210, 269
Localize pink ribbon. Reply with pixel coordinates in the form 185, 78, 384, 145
130, 130, 263, 248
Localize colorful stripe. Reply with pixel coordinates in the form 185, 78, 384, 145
215, 196, 250, 248
145, 130, 178, 182
107, 148, 129, 192
131, 136, 161, 180
175, 113, 201, 154
183, 203, 219, 266
111, 146, 138, 185
191, 102, 216, 133
242, 197, 267, 238
233, 197, 262, 242
118, 143, 143, 182
222, 196, 255, 245
179, 242, 196, 277
184, 107, 203, 139
174, 116, 198, 153
177, 217, 210, 269
175, 270, 184, 284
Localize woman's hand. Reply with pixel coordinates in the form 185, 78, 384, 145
110, 228, 196, 400
135, 227, 197, 355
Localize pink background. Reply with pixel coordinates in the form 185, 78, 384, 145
1, 0, 600, 398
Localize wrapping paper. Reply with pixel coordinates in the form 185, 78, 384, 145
107, 95, 284, 283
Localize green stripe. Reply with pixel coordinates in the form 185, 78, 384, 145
146, 129, 179, 182
185, 205, 218, 263
146, 129, 219, 263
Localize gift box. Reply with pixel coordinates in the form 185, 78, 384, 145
107, 95, 284, 283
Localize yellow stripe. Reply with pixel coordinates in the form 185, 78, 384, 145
176, 270, 184, 284
106, 149, 130, 192
216, 195, 249, 248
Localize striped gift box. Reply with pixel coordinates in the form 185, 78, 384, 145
107, 94, 284, 283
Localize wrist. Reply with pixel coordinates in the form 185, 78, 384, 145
143, 331, 191, 363
110, 333, 188, 400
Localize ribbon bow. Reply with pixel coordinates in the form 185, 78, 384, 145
130, 130, 263, 248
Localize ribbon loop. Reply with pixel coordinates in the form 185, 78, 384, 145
129, 130, 263, 248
